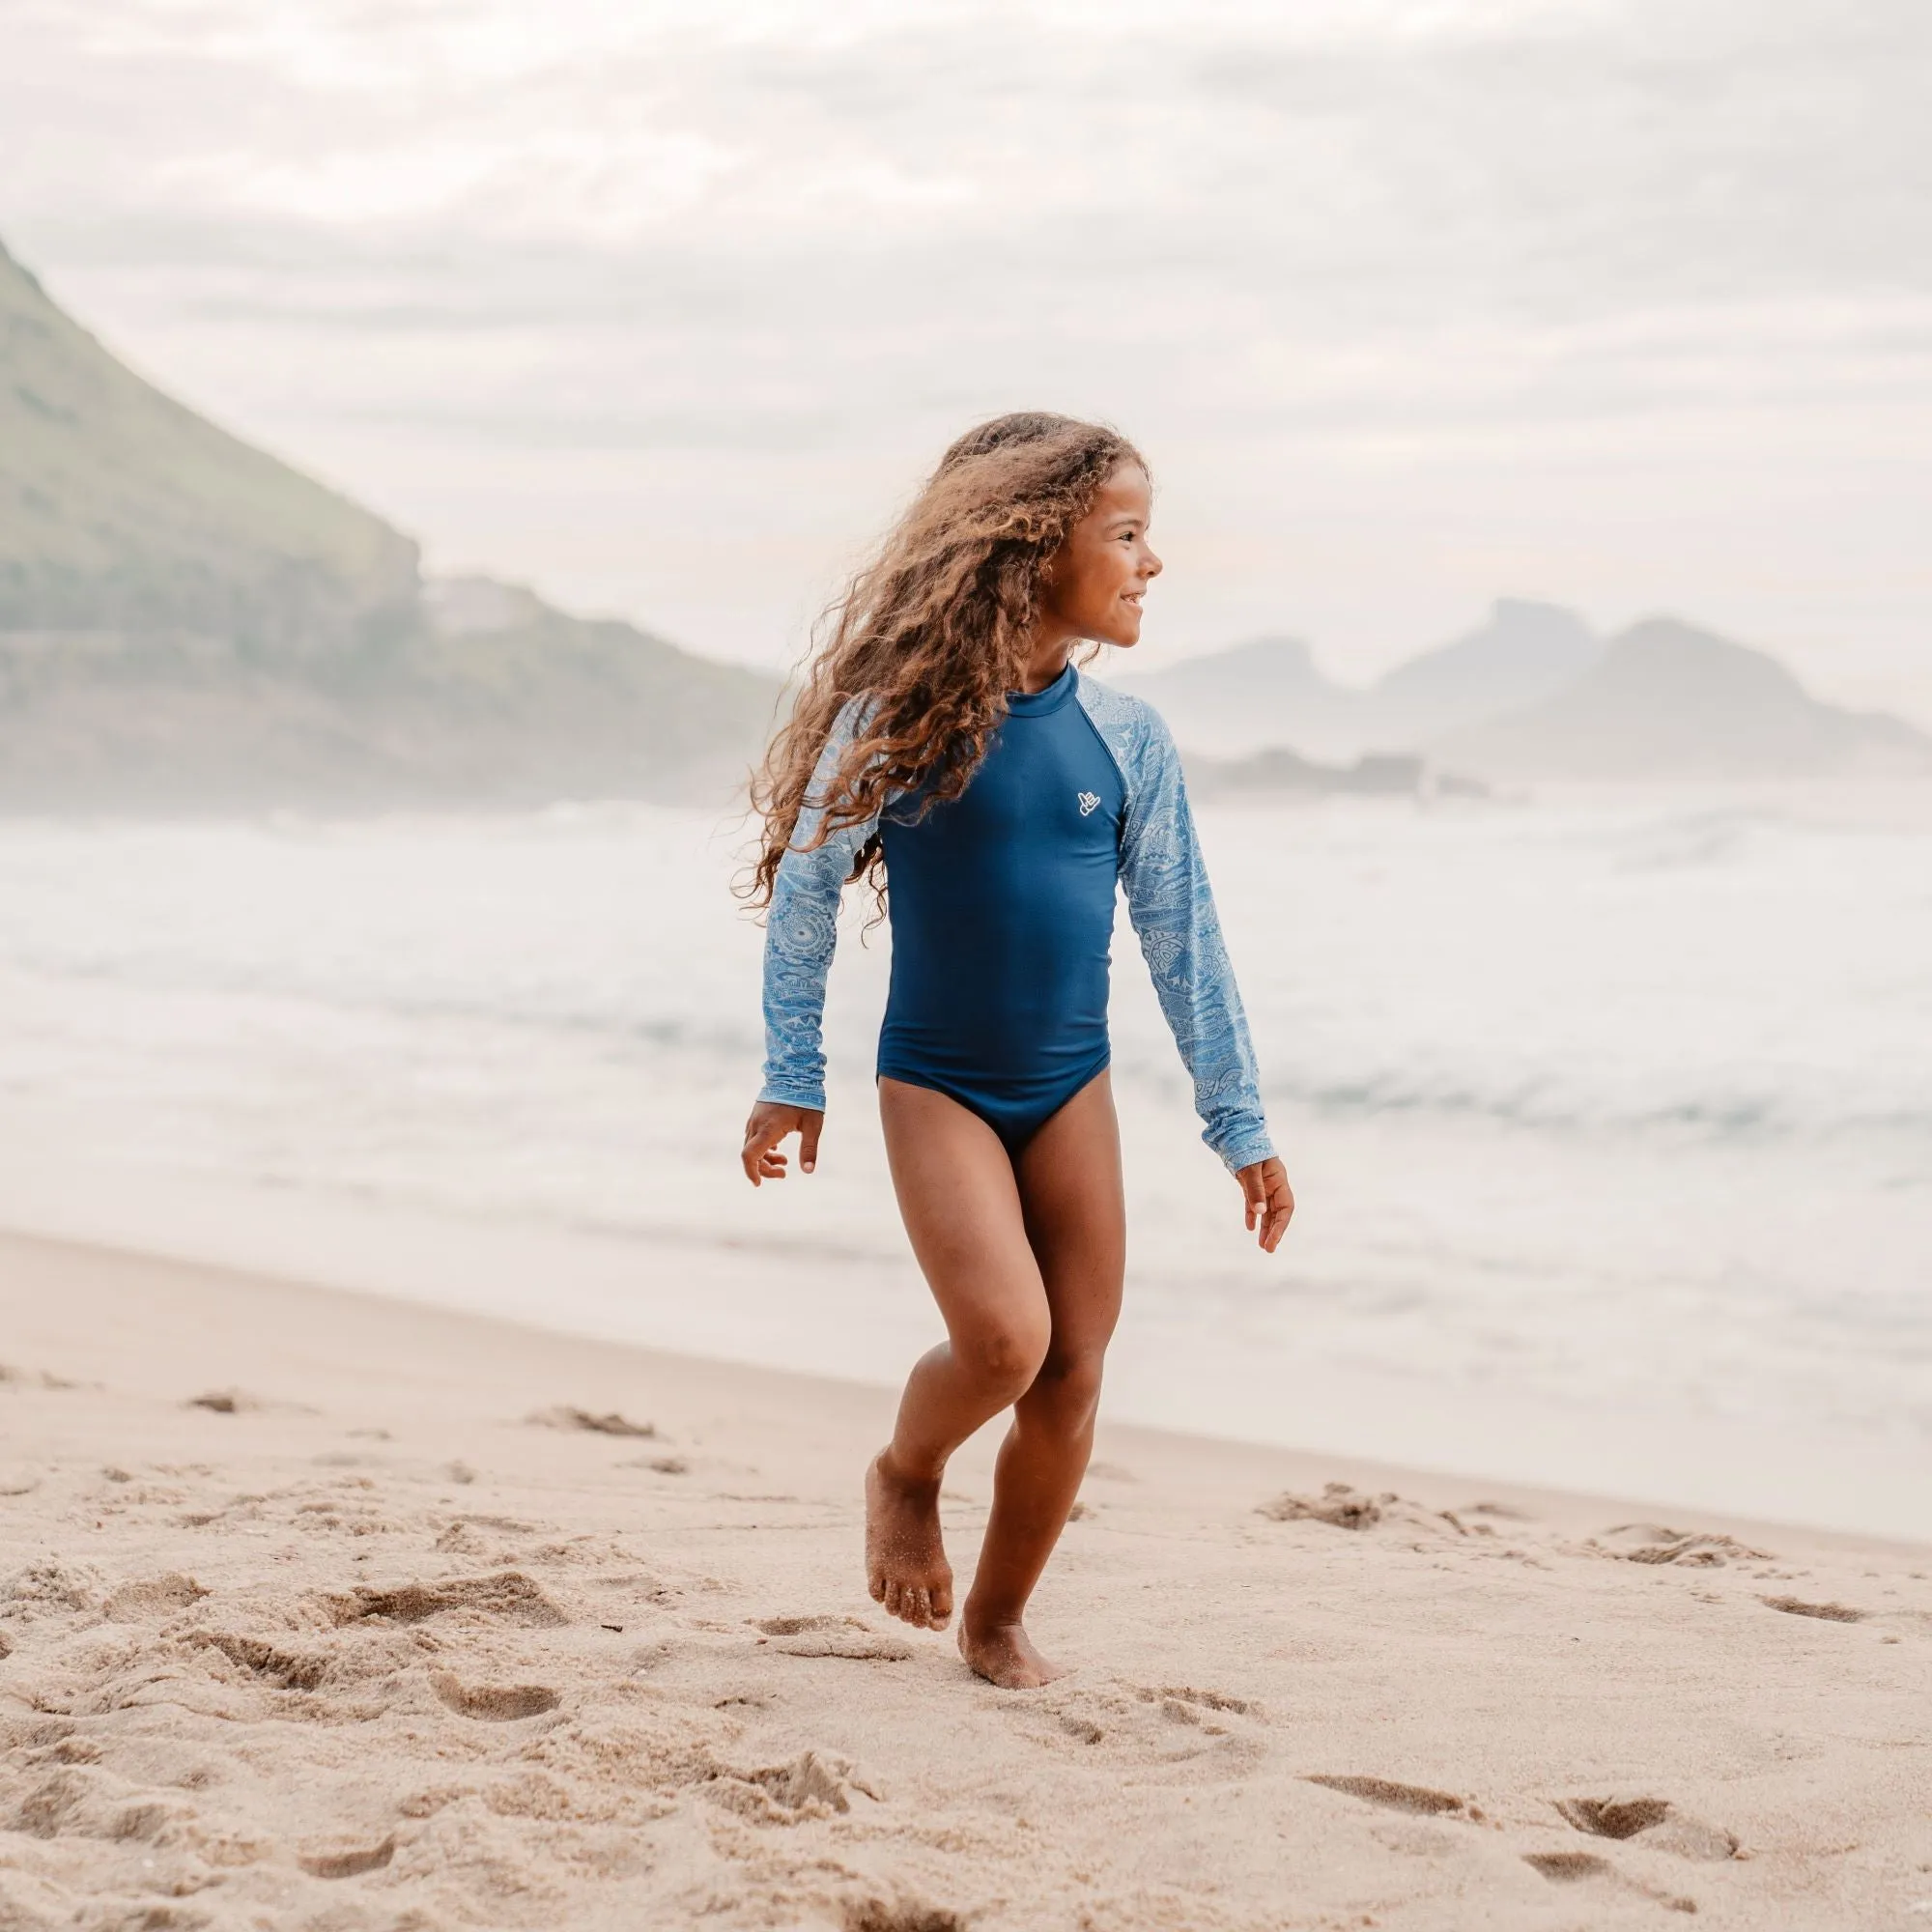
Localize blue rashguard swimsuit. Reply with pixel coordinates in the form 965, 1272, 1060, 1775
758, 665, 1276, 1173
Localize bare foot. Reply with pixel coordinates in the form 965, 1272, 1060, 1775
865, 1450, 953, 1630
957, 1609, 1068, 1689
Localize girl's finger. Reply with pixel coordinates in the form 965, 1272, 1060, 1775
1240, 1168, 1266, 1231
1263, 1191, 1293, 1250
742, 1120, 780, 1185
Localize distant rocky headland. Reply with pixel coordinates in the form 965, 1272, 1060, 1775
3, 233, 1925, 811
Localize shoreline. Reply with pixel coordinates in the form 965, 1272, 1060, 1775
8, 1221, 1917, 1560
1, 1138, 1928, 1546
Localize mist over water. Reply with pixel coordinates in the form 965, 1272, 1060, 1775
4, 787, 1927, 1496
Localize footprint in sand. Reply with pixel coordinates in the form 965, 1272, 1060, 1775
323, 1571, 567, 1629
186, 1389, 256, 1414
1028, 1681, 1264, 1773
1259, 1483, 1470, 1540
526, 1405, 656, 1437
1524, 1841, 1701, 1914
1524, 1849, 1612, 1882
297, 1833, 396, 1879
1595, 1523, 1774, 1568
1136, 1684, 1256, 1730
1259, 1482, 1389, 1529
709, 1748, 883, 1823
751, 1614, 913, 1662
103, 1574, 208, 1622
189, 1630, 331, 1692
430, 1669, 560, 1720
841, 1890, 964, 1932
1304, 1775, 1470, 1819
1762, 1594, 1866, 1623
1556, 1795, 1739, 1861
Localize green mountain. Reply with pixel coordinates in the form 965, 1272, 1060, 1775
0, 235, 418, 644
0, 236, 780, 809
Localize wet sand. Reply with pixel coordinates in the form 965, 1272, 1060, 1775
3, 1229, 1929, 1930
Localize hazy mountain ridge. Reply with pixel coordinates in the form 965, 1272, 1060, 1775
1370, 600, 1602, 747
1117, 600, 1605, 762
1439, 618, 1932, 781
1122, 601, 1931, 783
0, 237, 781, 810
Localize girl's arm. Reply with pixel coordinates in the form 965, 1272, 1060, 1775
754, 697, 880, 1117
1104, 695, 1277, 1177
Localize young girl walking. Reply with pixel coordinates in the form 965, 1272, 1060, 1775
741, 413, 1293, 1689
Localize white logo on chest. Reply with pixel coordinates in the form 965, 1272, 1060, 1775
1076, 790, 1101, 816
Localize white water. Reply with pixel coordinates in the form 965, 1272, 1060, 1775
2, 787, 1928, 1533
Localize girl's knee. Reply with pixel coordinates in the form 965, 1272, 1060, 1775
956, 1314, 1051, 1399
1024, 1349, 1106, 1428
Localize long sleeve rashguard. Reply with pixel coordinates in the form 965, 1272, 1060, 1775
757, 671, 1275, 1174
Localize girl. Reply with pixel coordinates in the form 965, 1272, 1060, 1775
741, 412, 1292, 1689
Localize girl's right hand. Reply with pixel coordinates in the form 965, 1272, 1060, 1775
741, 1101, 824, 1185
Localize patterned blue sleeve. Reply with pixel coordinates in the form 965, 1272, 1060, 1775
757, 698, 880, 1111
1077, 674, 1277, 1173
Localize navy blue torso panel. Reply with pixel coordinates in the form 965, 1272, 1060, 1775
875, 663, 1125, 1154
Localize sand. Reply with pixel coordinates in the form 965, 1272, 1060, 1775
2, 1229, 1929, 1931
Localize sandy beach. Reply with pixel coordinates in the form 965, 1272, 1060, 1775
3, 1228, 1929, 1931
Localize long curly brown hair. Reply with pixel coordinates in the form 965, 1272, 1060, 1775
747, 412, 1146, 911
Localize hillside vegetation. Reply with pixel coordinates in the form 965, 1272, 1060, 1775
0, 238, 418, 646
0, 238, 781, 809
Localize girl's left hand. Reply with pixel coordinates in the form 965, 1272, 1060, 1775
1236, 1157, 1294, 1252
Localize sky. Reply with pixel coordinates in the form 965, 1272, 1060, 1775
6, 0, 1931, 719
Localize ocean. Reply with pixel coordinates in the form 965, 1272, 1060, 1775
3, 785, 1928, 1535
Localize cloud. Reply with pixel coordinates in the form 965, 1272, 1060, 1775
5, 0, 1929, 716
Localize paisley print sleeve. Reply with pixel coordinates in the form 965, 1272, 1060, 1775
756, 698, 880, 1112
1075, 674, 1277, 1173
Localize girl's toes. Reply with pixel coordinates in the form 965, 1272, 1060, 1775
906, 1586, 931, 1628
867, 1571, 886, 1604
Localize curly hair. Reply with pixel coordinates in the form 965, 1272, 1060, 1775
746, 412, 1146, 912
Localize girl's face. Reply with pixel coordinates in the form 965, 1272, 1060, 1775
1039, 462, 1162, 648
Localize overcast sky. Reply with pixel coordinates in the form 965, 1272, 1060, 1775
7, 0, 1930, 718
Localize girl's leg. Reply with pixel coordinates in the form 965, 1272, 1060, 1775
958, 1069, 1125, 1688
870, 1076, 1054, 1632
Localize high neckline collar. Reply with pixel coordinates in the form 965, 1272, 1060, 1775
1005, 660, 1077, 716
